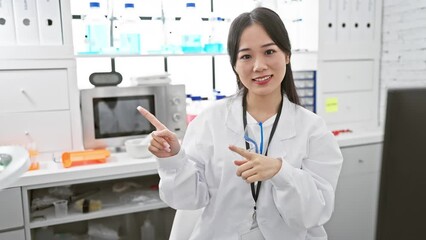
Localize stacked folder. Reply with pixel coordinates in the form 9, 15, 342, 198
0, 0, 63, 46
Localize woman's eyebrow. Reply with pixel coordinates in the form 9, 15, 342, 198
261, 42, 276, 48
238, 42, 277, 53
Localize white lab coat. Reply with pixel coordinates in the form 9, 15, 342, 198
156, 94, 343, 240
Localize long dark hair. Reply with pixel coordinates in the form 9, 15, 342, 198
227, 7, 300, 105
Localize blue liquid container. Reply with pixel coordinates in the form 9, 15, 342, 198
85, 2, 110, 54
119, 3, 141, 54
204, 17, 225, 53
180, 2, 204, 53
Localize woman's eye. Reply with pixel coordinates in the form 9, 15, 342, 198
239, 54, 251, 60
265, 49, 276, 55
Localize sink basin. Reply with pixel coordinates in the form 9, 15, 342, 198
0, 146, 30, 190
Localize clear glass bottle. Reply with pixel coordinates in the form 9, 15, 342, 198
84, 1, 110, 54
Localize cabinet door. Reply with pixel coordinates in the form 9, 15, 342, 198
0, 229, 25, 240
0, 188, 24, 230
324, 143, 382, 240
0, 111, 73, 152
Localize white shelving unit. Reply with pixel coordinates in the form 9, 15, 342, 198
22, 172, 174, 239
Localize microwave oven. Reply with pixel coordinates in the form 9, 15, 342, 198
80, 84, 187, 150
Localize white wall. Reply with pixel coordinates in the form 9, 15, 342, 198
380, 0, 426, 124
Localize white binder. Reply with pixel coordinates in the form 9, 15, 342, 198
12, 0, 40, 45
359, 0, 375, 42
336, 0, 351, 43
0, 0, 17, 45
350, 0, 362, 43
321, 0, 337, 44
36, 0, 62, 45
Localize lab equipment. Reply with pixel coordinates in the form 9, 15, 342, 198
117, 3, 141, 54
80, 84, 187, 150
84, 1, 110, 54
125, 137, 152, 158
61, 149, 110, 168
140, 218, 155, 240
204, 17, 226, 53
0, 145, 30, 190
179, 2, 204, 53
53, 199, 68, 217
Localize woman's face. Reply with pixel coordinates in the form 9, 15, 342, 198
234, 23, 289, 98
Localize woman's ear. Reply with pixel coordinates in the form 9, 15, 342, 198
286, 55, 290, 64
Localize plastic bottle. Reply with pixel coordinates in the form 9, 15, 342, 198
204, 17, 225, 53
26, 141, 39, 170
140, 219, 155, 240
118, 3, 141, 54
84, 2, 110, 54
179, 2, 204, 53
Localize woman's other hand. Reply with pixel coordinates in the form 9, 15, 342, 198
229, 145, 282, 183
137, 106, 181, 158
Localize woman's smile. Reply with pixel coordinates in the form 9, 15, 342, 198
253, 75, 273, 85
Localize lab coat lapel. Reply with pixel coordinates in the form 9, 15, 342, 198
225, 95, 244, 135
273, 95, 296, 141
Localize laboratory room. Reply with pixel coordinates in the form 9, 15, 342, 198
1, 0, 426, 239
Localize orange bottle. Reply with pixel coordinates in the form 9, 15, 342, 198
62, 149, 110, 168
26, 142, 40, 171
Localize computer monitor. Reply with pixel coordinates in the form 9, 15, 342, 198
376, 88, 426, 240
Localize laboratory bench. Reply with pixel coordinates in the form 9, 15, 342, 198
0, 129, 383, 240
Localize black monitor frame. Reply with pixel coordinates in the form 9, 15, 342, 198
376, 87, 426, 240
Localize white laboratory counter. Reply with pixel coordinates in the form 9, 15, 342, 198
10, 153, 158, 188
10, 128, 384, 188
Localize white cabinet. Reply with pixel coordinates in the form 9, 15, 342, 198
0, 0, 83, 152
0, 187, 24, 230
325, 143, 383, 240
0, 60, 83, 153
0, 187, 25, 239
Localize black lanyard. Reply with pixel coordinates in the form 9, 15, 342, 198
242, 96, 283, 209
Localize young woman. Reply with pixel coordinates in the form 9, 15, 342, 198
138, 7, 343, 240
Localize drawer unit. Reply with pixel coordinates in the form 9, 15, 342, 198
320, 60, 374, 93
0, 69, 69, 114
0, 111, 73, 152
321, 91, 374, 125
339, 143, 382, 177
294, 70, 316, 113
0, 188, 24, 231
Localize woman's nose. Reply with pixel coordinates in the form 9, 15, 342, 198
253, 57, 267, 72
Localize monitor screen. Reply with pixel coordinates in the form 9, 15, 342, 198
376, 88, 426, 240
93, 95, 155, 139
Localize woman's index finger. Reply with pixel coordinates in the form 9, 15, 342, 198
137, 106, 167, 130
228, 145, 254, 159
